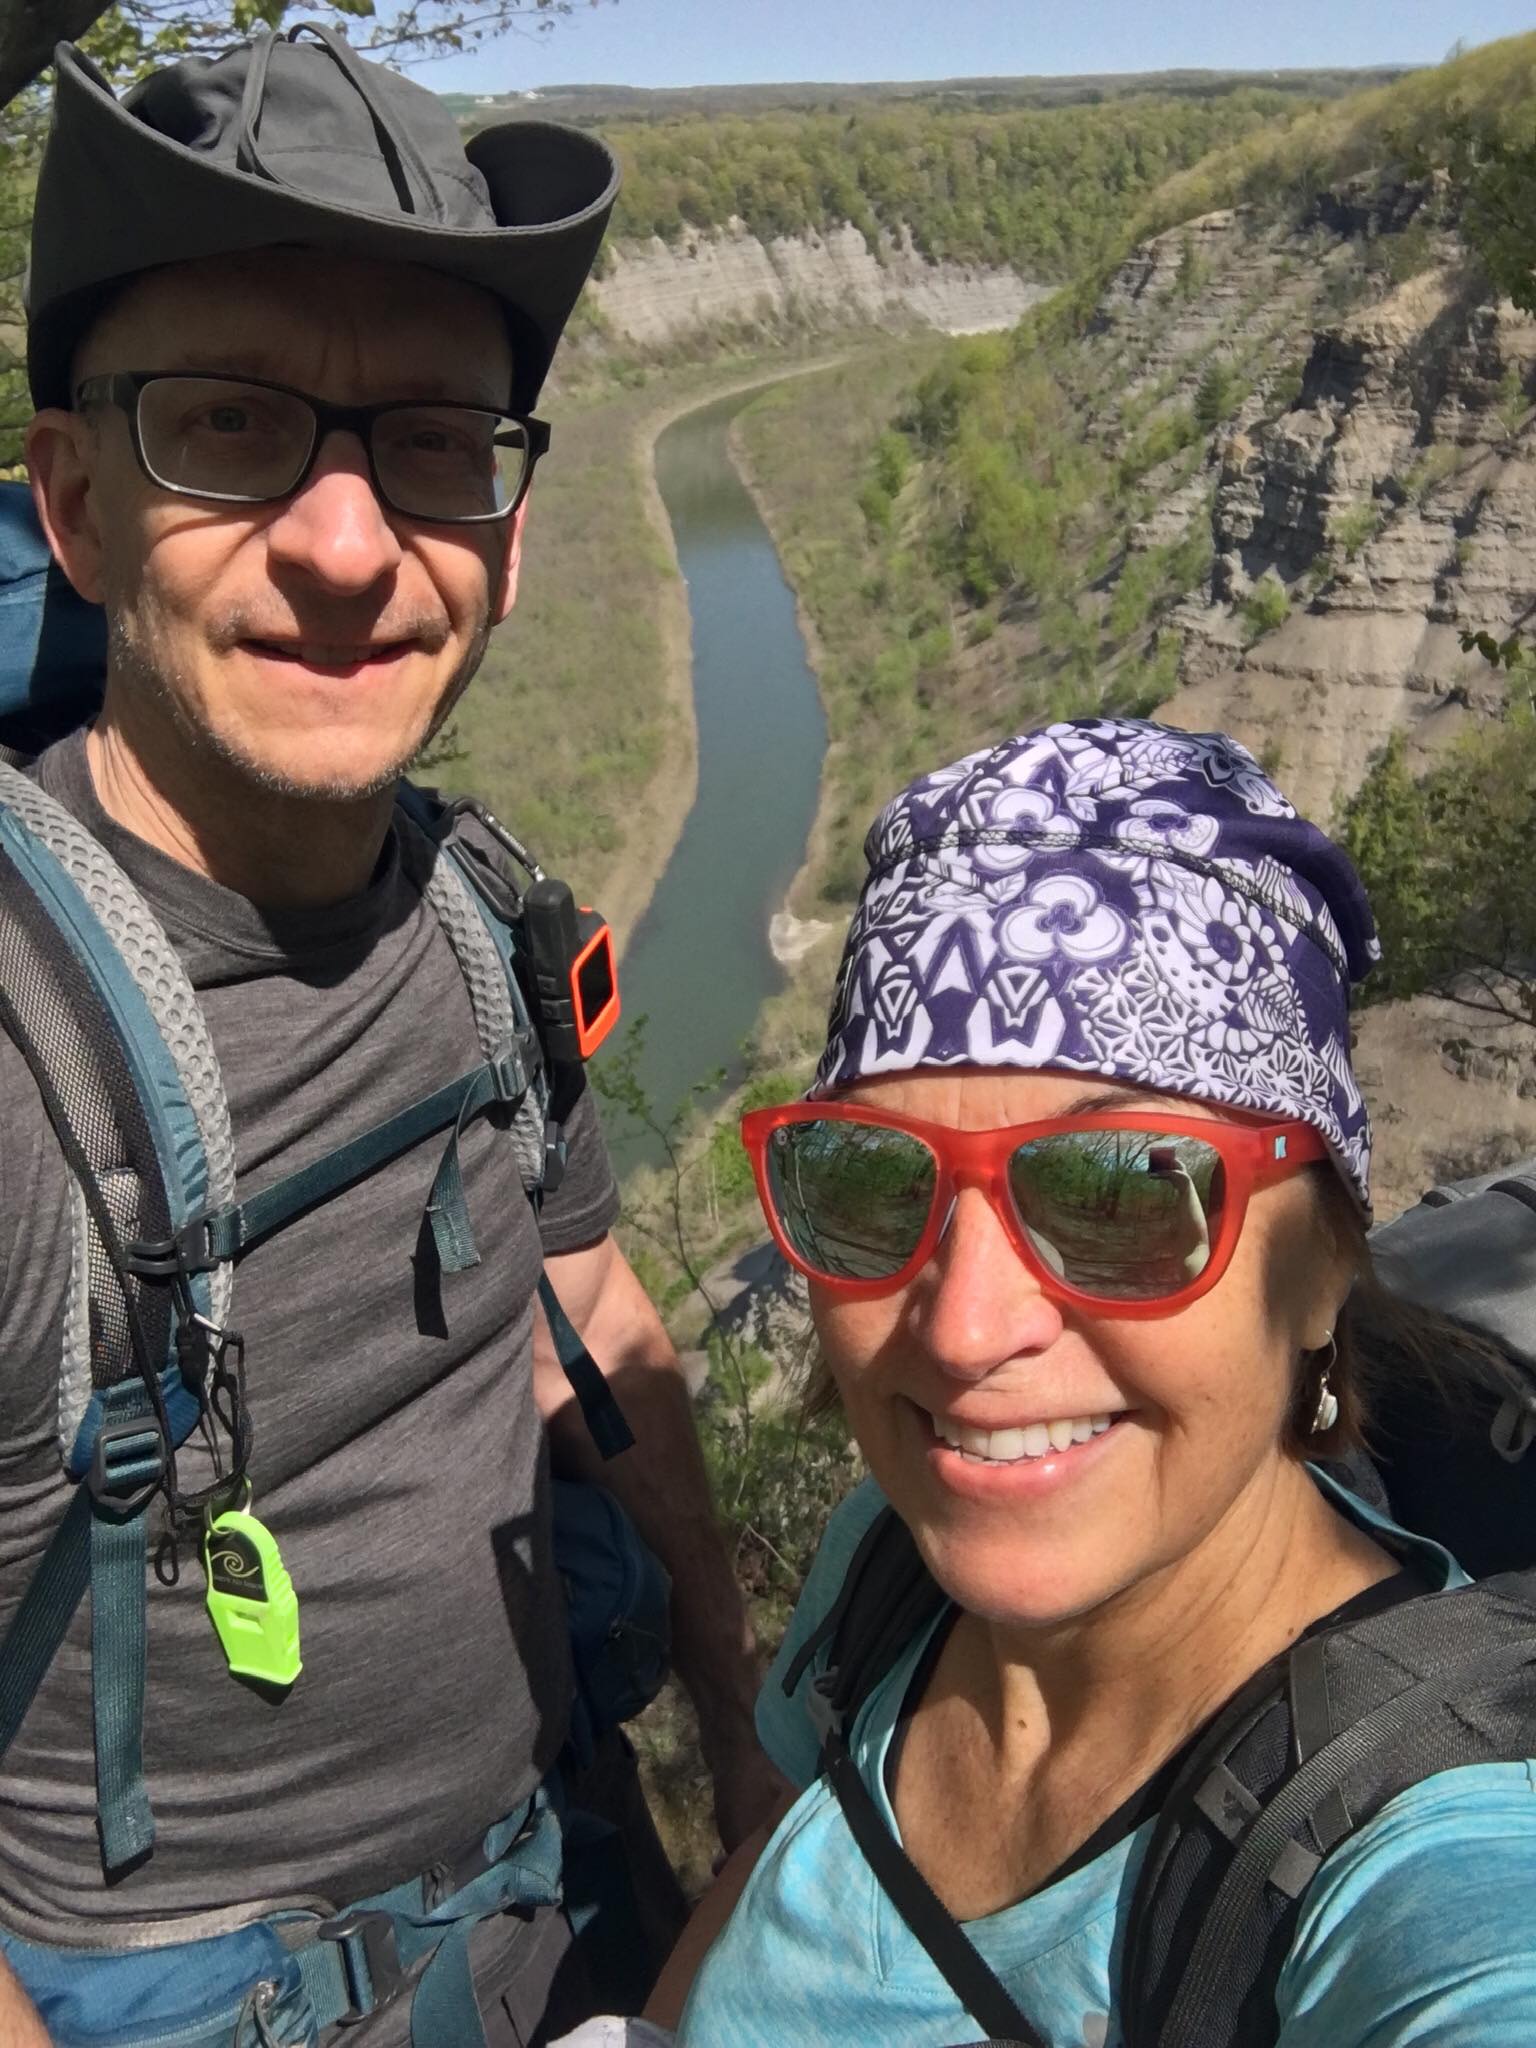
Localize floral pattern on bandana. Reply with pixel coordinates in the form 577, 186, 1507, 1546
814, 718, 1381, 1206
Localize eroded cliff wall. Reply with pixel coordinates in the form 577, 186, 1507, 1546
590, 219, 1050, 348
1081, 199, 1536, 1209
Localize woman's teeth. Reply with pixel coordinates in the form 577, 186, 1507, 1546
929, 1412, 1114, 1462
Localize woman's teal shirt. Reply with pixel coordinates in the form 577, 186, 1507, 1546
677, 1472, 1536, 2048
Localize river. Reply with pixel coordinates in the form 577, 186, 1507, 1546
602, 386, 827, 1170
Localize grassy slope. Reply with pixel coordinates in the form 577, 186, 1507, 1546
1142, 31, 1536, 232
436, 382, 685, 936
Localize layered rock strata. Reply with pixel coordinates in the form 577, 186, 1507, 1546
591, 218, 1051, 349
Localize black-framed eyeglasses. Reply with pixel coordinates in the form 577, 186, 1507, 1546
74, 371, 550, 526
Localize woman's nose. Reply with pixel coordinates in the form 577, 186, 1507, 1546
911, 1184, 1064, 1381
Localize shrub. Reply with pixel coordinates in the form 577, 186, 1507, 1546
1242, 575, 1291, 639
1119, 404, 1201, 486
1194, 358, 1246, 432
1329, 500, 1381, 562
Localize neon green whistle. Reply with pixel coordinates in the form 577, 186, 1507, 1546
204, 1508, 301, 1687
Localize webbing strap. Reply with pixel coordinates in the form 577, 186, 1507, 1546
0, 1486, 91, 1761
333, 1785, 565, 2045
203, 1058, 518, 1264
91, 1503, 155, 1871
537, 1274, 635, 1462
427, 1062, 512, 1276
0, 1479, 157, 1875
820, 1726, 1046, 2047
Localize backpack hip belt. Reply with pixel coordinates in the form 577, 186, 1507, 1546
0, 1779, 564, 2046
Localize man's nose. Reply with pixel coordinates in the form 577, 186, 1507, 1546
913, 1184, 1064, 1382
264, 431, 402, 593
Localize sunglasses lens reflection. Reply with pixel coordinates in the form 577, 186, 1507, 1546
1008, 1130, 1226, 1300
766, 1119, 936, 1282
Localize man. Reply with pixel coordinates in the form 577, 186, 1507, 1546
0, 27, 780, 2045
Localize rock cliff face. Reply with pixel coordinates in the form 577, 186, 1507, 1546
590, 218, 1050, 349
1087, 196, 1536, 1213
1168, 261, 1536, 822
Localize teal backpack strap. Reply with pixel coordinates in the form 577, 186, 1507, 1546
0, 764, 236, 1872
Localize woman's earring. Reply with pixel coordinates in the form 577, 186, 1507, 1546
1309, 1332, 1339, 1435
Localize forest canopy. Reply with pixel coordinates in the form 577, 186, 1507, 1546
510, 90, 1320, 271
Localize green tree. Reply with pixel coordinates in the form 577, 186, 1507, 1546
1439, 115, 1536, 314
1340, 715, 1536, 1024
1193, 356, 1244, 432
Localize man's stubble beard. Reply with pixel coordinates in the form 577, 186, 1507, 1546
104, 600, 493, 804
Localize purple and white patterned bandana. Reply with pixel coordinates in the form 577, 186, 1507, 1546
812, 718, 1381, 1207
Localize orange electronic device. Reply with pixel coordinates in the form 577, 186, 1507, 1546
522, 877, 621, 1064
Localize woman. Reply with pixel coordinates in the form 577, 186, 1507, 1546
642, 718, 1536, 2048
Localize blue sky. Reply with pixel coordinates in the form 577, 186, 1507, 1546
427, 0, 1535, 95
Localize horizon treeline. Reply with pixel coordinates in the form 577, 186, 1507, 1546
523, 90, 1318, 273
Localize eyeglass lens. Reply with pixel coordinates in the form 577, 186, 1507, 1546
765, 1120, 1227, 1298
134, 378, 528, 520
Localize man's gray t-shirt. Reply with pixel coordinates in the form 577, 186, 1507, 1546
0, 736, 619, 1973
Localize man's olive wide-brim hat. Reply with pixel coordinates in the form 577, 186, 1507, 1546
27, 28, 620, 413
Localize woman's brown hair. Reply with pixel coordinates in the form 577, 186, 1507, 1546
1290, 1171, 1515, 1461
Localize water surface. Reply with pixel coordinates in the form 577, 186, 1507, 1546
604, 388, 827, 1167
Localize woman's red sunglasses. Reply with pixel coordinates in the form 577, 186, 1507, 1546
739, 1100, 1329, 1317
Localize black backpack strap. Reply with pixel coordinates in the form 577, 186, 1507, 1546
1124, 1573, 1536, 2048
781, 1503, 918, 1700
789, 1508, 1046, 2045
817, 1714, 1046, 2047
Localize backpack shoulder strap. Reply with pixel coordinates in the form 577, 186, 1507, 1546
781, 1510, 1047, 2045
781, 1503, 941, 1731
1123, 1572, 1536, 2048
397, 782, 633, 1459
0, 761, 238, 1873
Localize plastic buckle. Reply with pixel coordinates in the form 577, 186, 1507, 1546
125, 1217, 219, 1283
86, 1419, 166, 1513
317, 1909, 404, 2022
541, 1119, 568, 1197
490, 1034, 535, 1106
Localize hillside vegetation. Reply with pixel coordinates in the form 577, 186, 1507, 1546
596, 93, 1306, 268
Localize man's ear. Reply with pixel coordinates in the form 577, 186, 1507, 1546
26, 408, 107, 604
493, 496, 529, 624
